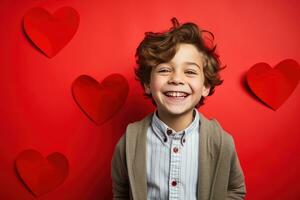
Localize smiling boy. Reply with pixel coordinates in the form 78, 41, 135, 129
111, 18, 246, 200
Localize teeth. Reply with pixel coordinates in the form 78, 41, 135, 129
165, 91, 188, 97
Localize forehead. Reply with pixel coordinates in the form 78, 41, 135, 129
172, 43, 203, 64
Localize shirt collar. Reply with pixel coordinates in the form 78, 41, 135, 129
151, 108, 200, 146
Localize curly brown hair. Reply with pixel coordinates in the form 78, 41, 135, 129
134, 17, 224, 108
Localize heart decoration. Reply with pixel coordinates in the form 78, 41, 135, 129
72, 74, 129, 125
246, 59, 300, 110
15, 149, 69, 197
23, 7, 80, 58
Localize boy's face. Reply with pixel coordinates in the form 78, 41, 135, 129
144, 43, 210, 117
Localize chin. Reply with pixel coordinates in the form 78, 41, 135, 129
163, 106, 194, 116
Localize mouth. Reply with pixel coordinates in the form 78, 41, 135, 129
163, 91, 190, 99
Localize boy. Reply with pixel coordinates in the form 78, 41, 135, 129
111, 17, 246, 200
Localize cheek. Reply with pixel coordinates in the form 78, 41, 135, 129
150, 76, 165, 92
190, 79, 204, 91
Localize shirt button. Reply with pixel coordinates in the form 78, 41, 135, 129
167, 129, 172, 135
173, 147, 179, 153
171, 180, 177, 186
183, 139, 186, 143
163, 137, 168, 142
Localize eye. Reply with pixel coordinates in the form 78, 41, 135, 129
157, 68, 171, 73
185, 70, 197, 75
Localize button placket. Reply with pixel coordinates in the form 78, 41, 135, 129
173, 147, 179, 153
169, 136, 181, 199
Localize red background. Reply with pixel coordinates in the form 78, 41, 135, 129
1, 0, 300, 199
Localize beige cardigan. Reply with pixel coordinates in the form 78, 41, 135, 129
111, 112, 246, 200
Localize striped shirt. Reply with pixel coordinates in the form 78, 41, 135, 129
146, 109, 200, 200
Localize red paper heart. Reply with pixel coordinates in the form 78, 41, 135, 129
72, 74, 129, 125
246, 59, 300, 110
15, 149, 69, 197
23, 7, 80, 58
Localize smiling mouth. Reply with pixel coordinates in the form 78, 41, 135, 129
163, 91, 190, 98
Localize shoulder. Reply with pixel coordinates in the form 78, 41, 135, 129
125, 113, 153, 137
127, 112, 153, 128
199, 113, 235, 151
115, 113, 153, 149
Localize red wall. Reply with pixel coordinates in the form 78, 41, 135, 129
1, 0, 299, 199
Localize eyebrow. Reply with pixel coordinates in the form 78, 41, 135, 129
158, 61, 202, 69
183, 61, 201, 69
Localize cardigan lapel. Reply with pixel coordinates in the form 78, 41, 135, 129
197, 113, 219, 200
131, 114, 152, 200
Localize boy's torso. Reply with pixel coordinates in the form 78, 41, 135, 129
118, 111, 237, 200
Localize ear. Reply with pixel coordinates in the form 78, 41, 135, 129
202, 85, 211, 97
143, 83, 151, 94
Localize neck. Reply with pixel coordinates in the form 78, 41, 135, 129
157, 109, 195, 132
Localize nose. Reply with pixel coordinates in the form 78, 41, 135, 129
168, 71, 185, 85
